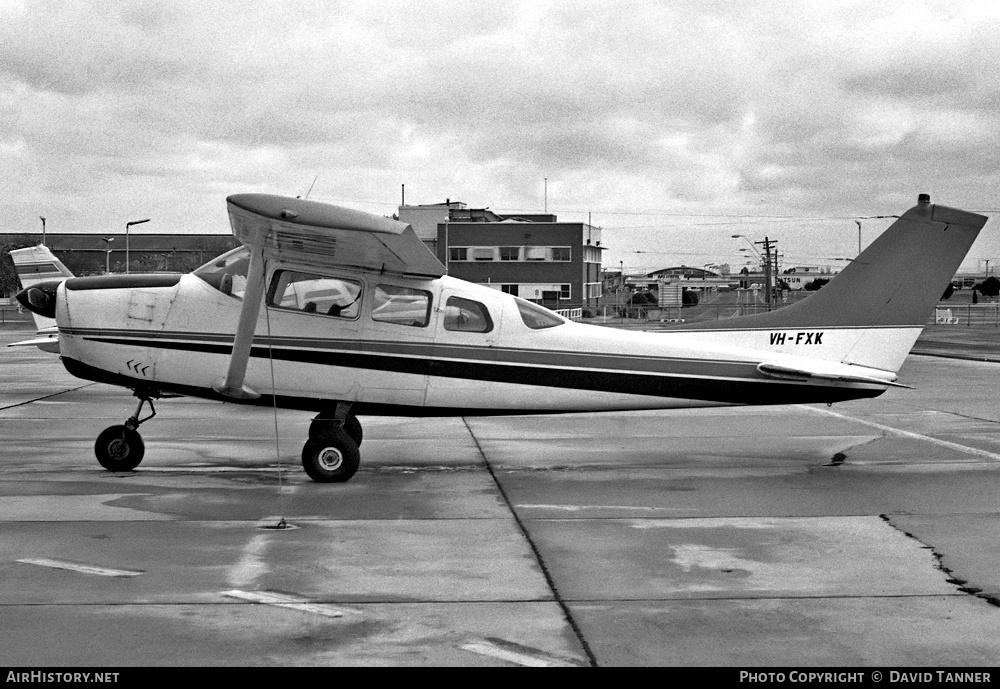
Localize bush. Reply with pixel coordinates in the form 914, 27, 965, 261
980, 277, 1000, 297
629, 291, 657, 305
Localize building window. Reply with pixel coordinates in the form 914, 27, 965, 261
449, 247, 468, 262
560, 284, 571, 300
551, 247, 571, 261
471, 248, 495, 261
443, 296, 493, 333
372, 284, 431, 327
268, 270, 362, 319
500, 284, 519, 296
499, 246, 520, 261
524, 247, 547, 261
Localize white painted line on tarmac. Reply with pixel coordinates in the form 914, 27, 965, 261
460, 638, 584, 667
222, 589, 360, 618
228, 534, 269, 589
17, 558, 143, 577
800, 405, 1000, 462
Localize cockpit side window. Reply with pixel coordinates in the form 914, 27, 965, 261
193, 247, 251, 299
372, 284, 432, 327
268, 270, 363, 319
444, 296, 493, 333
515, 297, 566, 329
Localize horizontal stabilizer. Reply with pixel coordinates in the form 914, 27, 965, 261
757, 362, 912, 389
7, 335, 60, 353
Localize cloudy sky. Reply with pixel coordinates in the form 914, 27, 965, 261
2, 0, 998, 274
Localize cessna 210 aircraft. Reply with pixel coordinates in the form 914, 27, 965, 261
16, 193, 988, 482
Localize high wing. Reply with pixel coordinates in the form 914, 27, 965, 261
7, 244, 74, 352
226, 193, 445, 278
214, 194, 446, 399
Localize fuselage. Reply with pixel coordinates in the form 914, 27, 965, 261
51, 250, 888, 416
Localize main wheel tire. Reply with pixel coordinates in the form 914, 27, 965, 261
95, 425, 145, 472
302, 429, 360, 483
308, 414, 363, 446
343, 415, 363, 446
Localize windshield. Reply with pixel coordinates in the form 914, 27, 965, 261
193, 247, 250, 298
515, 297, 566, 329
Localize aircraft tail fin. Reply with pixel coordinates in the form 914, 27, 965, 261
676, 195, 989, 373
9, 244, 74, 333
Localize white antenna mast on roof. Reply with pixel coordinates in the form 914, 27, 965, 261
297, 176, 319, 199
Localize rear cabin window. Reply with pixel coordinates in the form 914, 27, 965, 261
372, 284, 432, 327
268, 270, 362, 319
516, 298, 565, 330
444, 296, 493, 333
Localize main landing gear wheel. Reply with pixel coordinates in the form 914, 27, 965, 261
95, 425, 145, 472
302, 429, 360, 483
95, 393, 156, 473
309, 413, 363, 446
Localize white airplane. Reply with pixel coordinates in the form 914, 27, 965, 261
7, 244, 74, 353
16, 193, 988, 482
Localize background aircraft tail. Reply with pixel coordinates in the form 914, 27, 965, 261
676, 195, 989, 373
9, 244, 74, 333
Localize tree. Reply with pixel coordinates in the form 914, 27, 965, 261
979, 276, 1000, 298
629, 291, 656, 305
0, 234, 40, 296
682, 289, 699, 306
804, 278, 829, 291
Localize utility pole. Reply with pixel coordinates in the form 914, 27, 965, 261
39, 216, 46, 244
756, 237, 777, 311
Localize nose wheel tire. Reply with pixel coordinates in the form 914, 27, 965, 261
302, 429, 360, 483
95, 425, 145, 472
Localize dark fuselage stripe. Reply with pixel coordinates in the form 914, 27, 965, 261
74, 333, 882, 406
65, 327, 749, 376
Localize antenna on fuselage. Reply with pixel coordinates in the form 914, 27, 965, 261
297, 175, 319, 199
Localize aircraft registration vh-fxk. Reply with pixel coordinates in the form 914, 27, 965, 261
15, 193, 989, 482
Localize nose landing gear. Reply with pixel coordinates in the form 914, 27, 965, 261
94, 394, 156, 472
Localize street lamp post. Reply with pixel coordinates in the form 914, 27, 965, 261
101, 237, 115, 274
125, 219, 150, 274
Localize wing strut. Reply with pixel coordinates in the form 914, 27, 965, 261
212, 246, 266, 400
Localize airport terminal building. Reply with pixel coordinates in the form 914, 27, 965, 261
399, 201, 604, 312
